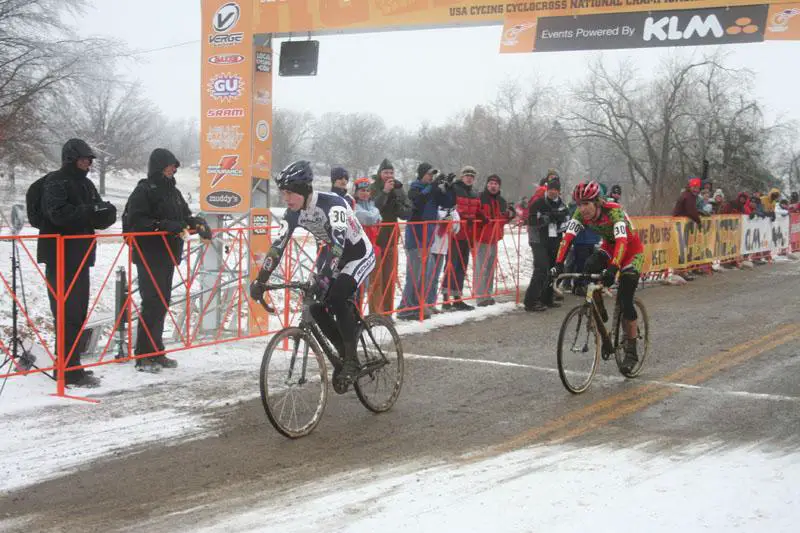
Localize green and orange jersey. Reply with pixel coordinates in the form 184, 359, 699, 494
556, 202, 644, 270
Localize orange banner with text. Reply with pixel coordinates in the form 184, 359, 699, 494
248, 208, 272, 334
251, 45, 273, 181
254, 0, 789, 35
201, 0, 254, 213
765, 3, 800, 39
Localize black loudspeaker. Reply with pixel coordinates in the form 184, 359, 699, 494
279, 40, 319, 77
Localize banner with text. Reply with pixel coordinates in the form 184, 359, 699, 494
791, 213, 800, 251
248, 208, 272, 334
201, 0, 254, 213
255, 0, 788, 35
251, 45, 273, 181
740, 214, 791, 255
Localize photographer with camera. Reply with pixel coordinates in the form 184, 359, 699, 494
368, 159, 411, 316
397, 163, 456, 321
524, 175, 568, 312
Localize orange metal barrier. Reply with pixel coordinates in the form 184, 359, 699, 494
3, 212, 798, 399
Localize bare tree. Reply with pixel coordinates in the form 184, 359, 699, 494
0, 0, 116, 180
272, 108, 314, 175
312, 112, 387, 177
50, 78, 164, 194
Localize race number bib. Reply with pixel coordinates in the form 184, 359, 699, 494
548, 223, 557, 238
329, 206, 348, 230
613, 221, 628, 239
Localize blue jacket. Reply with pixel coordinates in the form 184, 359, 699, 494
405, 180, 455, 249
568, 202, 601, 246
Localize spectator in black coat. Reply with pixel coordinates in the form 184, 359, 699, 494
38, 139, 117, 388
524, 176, 568, 312
125, 148, 211, 373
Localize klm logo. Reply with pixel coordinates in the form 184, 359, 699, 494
643, 14, 724, 41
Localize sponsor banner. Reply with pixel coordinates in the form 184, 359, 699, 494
740, 214, 790, 255
201, 0, 253, 213
711, 215, 742, 262
252, 46, 273, 180
255, 0, 786, 35
765, 2, 800, 39
499, 16, 539, 52
634, 216, 675, 273
672, 217, 716, 269
791, 213, 800, 251
249, 208, 272, 334
521, 5, 768, 52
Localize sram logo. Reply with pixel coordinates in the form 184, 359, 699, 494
643, 14, 725, 41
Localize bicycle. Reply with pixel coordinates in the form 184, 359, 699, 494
257, 281, 404, 438
554, 273, 650, 394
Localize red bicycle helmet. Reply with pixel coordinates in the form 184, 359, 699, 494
573, 181, 601, 203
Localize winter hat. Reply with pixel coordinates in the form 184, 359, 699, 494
688, 177, 702, 189
546, 168, 560, 179
460, 165, 477, 177
546, 176, 561, 190
610, 184, 622, 196
330, 166, 349, 182
791, 192, 799, 203
713, 189, 725, 201
148, 148, 181, 175
354, 177, 371, 191
417, 162, 436, 180
378, 158, 394, 173
62, 138, 96, 164
486, 174, 501, 185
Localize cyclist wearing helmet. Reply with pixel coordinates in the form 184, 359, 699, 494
551, 180, 644, 373
250, 160, 376, 392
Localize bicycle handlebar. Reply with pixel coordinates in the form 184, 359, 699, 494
256, 281, 312, 313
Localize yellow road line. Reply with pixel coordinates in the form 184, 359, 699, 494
466, 322, 800, 461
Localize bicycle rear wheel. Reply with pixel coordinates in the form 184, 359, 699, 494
354, 314, 404, 413
260, 327, 328, 439
557, 304, 601, 394
614, 298, 650, 378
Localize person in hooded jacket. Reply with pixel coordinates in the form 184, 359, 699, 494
38, 139, 117, 388
524, 176, 568, 311
760, 188, 781, 215
125, 148, 211, 373
722, 192, 753, 215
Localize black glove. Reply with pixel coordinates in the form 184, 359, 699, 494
159, 219, 185, 234
90, 201, 117, 228
313, 274, 331, 301
249, 279, 267, 302
192, 217, 213, 240
550, 263, 564, 279
602, 265, 618, 287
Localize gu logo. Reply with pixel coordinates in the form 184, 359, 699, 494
207, 73, 244, 102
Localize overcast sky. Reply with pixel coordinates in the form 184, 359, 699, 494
81, 0, 800, 131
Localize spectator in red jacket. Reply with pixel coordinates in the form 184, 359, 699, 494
672, 177, 702, 225
474, 174, 514, 306
722, 192, 753, 215
442, 165, 484, 311
790, 192, 800, 213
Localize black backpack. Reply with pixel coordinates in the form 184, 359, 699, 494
121, 179, 149, 234
25, 173, 53, 229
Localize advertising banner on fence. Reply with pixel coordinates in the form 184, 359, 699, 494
634, 216, 675, 274
667, 215, 742, 269
792, 213, 800, 251
248, 208, 271, 334
740, 214, 791, 255
201, 0, 254, 213
255, 0, 787, 35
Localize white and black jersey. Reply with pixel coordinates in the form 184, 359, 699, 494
260, 191, 374, 285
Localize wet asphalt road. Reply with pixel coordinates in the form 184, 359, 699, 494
1, 261, 799, 532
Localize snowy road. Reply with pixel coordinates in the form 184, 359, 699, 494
1, 261, 799, 532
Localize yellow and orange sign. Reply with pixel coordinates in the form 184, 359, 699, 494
765, 2, 800, 39
254, 0, 790, 35
248, 207, 272, 334
251, 45, 273, 181
201, 0, 255, 213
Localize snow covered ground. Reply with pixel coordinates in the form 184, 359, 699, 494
192, 443, 800, 533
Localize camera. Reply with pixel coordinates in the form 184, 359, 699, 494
434, 171, 456, 188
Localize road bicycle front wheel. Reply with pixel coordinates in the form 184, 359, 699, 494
354, 314, 404, 413
557, 304, 601, 394
260, 327, 328, 439
614, 298, 650, 378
